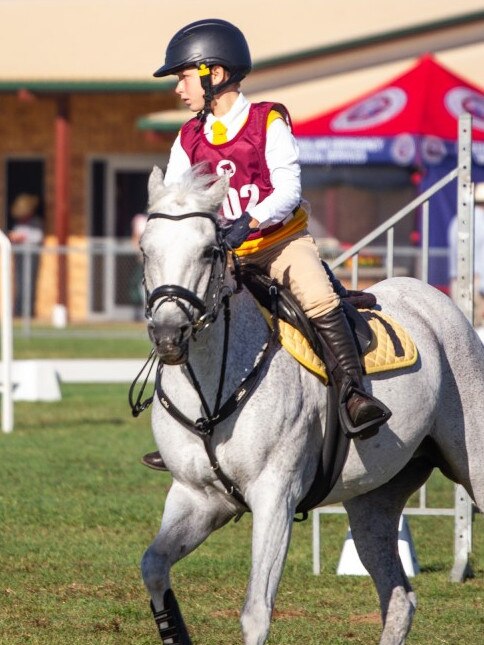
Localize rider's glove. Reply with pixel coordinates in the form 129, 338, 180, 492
223, 212, 253, 249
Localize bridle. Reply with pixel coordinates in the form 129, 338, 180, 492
143, 210, 231, 335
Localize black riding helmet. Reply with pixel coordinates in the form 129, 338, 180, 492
153, 18, 252, 92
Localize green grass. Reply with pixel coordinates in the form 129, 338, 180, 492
13, 322, 151, 359
0, 384, 483, 644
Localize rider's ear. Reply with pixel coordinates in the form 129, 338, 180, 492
210, 65, 227, 86
148, 165, 165, 207
207, 175, 229, 209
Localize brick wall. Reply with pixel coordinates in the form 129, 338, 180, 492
1, 89, 176, 321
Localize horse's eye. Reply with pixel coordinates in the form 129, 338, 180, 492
203, 246, 218, 260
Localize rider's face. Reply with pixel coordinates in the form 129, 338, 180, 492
175, 68, 205, 112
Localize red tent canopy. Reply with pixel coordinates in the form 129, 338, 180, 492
292, 54, 484, 290
293, 54, 484, 142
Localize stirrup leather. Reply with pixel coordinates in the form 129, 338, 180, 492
338, 379, 392, 438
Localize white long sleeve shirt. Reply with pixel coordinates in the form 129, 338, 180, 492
164, 93, 302, 226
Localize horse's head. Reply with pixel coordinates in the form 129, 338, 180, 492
141, 164, 230, 364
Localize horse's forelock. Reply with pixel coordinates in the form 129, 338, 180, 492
149, 164, 223, 215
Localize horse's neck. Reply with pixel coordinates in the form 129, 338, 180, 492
163, 287, 269, 411
194, 287, 268, 374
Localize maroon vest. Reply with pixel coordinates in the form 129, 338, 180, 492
179, 102, 292, 221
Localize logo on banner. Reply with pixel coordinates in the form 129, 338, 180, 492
216, 159, 236, 177
444, 87, 484, 131
390, 134, 416, 165
421, 136, 447, 165
331, 87, 407, 131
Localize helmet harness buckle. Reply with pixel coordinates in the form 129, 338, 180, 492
197, 63, 214, 124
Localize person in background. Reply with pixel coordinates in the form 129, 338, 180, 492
141, 18, 391, 471
448, 182, 484, 326
7, 193, 44, 317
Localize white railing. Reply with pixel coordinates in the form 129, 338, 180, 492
0, 229, 13, 433
312, 113, 476, 582
328, 167, 457, 286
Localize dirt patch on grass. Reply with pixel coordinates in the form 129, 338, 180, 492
212, 609, 240, 619
273, 608, 310, 620
211, 607, 310, 620
93, 617, 122, 633
349, 611, 381, 624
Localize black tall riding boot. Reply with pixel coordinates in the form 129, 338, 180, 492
141, 450, 168, 471
313, 305, 392, 439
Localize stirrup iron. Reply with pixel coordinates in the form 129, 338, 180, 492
338, 380, 392, 439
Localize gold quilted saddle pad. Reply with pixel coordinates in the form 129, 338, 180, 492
259, 306, 418, 384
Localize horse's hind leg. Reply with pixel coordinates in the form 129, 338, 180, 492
141, 480, 234, 644
344, 457, 433, 645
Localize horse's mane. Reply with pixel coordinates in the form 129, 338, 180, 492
148, 163, 225, 215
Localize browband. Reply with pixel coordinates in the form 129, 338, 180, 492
147, 211, 220, 227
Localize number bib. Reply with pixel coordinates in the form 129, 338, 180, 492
180, 102, 291, 220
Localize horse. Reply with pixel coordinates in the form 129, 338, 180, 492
138, 164, 484, 645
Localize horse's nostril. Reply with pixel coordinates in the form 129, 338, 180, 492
180, 323, 191, 338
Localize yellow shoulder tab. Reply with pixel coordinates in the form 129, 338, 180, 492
267, 109, 283, 129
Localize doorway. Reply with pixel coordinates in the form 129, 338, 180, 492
5, 158, 45, 229
88, 155, 165, 319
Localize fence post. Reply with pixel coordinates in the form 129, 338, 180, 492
451, 112, 475, 582
0, 230, 14, 432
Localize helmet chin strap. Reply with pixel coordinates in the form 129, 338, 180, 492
196, 63, 241, 124
196, 64, 214, 124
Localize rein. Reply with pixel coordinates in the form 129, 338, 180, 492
129, 209, 280, 511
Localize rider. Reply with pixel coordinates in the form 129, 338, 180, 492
142, 18, 391, 471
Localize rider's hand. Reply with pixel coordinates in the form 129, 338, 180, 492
223, 212, 253, 249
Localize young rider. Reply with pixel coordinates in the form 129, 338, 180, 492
142, 18, 391, 470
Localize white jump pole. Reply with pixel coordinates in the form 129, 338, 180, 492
0, 229, 14, 432
451, 112, 474, 582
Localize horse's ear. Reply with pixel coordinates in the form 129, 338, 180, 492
148, 165, 165, 205
207, 175, 229, 209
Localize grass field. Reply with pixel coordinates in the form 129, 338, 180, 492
13, 322, 151, 359
2, 332, 483, 643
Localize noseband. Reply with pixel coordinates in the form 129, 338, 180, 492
144, 210, 229, 333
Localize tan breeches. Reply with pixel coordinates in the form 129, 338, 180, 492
240, 229, 339, 319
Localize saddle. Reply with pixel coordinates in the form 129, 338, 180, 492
240, 263, 375, 365
241, 264, 418, 382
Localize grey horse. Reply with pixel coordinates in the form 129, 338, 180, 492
139, 165, 484, 645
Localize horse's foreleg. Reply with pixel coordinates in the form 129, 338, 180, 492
344, 457, 432, 645
240, 486, 296, 645
141, 480, 234, 644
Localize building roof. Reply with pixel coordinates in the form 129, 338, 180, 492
2, 0, 484, 120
